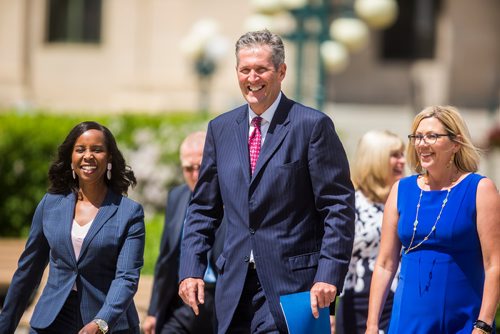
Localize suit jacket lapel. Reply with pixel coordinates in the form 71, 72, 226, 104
169, 186, 192, 252
251, 95, 292, 182
78, 190, 119, 262
61, 193, 78, 266
233, 106, 251, 184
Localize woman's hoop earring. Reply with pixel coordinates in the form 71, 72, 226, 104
447, 153, 455, 168
107, 162, 112, 180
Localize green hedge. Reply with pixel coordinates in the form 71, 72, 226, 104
143, 214, 164, 275
0, 110, 209, 237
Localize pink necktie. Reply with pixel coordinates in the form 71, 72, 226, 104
249, 116, 262, 175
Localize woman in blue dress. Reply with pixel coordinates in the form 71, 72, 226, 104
366, 106, 499, 334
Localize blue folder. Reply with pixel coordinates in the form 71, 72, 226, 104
279, 291, 330, 334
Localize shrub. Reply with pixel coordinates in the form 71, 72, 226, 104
0, 110, 209, 236
143, 214, 164, 275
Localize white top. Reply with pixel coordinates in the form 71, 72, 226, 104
71, 219, 93, 290
247, 91, 281, 146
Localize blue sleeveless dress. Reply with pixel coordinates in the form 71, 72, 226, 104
388, 173, 494, 333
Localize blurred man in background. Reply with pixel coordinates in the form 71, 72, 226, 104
143, 131, 224, 334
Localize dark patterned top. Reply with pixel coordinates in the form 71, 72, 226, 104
343, 190, 398, 295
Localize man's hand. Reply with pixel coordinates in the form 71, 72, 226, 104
178, 277, 205, 316
310, 282, 337, 319
142, 315, 156, 334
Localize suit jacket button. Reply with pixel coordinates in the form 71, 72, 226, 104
244, 256, 249, 262
249, 228, 255, 235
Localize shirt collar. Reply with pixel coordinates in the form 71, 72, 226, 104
248, 92, 282, 125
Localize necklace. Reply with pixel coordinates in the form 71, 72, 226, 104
404, 182, 452, 254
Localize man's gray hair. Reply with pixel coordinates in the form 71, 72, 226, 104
235, 29, 285, 70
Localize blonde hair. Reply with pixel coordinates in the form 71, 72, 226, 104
352, 130, 405, 203
407, 105, 480, 174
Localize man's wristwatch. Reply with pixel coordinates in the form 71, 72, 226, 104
93, 319, 109, 334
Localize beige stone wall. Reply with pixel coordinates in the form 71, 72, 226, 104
326, 0, 499, 110
447, 0, 500, 108
0, 0, 28, 105
0, 0, 255, 112
325, 32, 412, 105
0, 0, 498, 113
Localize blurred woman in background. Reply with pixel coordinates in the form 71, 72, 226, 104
336, 130, 405, 334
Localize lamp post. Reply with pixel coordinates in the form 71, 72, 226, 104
246, 0, 398, 110
181, 19, 228, 115
285, 0, 332, 110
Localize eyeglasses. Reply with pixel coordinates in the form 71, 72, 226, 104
407, 133, 453, 145
182, 164, 201, 173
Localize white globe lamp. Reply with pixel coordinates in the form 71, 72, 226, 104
280, 0, 308, 10
329, 18, 369, 53
250, 0, 282, 15
321, 40, 349, 74
354, 0, 398, 29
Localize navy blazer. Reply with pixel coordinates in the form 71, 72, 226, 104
0, 190, 145, 333
179, 94, 355, 333
148, 184, 225, 332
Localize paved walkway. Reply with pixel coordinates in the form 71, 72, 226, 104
0, 239, 26, 289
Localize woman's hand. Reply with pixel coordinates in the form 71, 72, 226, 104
78, 322, 100, 334
329, 315, 336, 334
365, 326, 380, 334
142, 315, 156, 334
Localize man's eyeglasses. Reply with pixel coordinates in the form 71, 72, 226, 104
182, 164, 201, 173
407, 133, 454, 145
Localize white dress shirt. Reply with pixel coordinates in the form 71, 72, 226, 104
247, 92, 282, 265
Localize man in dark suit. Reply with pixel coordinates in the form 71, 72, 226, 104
143, 131, 224, 334
178, 30, 355, 333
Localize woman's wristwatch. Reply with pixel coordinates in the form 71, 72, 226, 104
473, 320, 493, 333
93, 319, 109, 334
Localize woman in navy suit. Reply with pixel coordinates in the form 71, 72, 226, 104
0, 121, 145, 334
